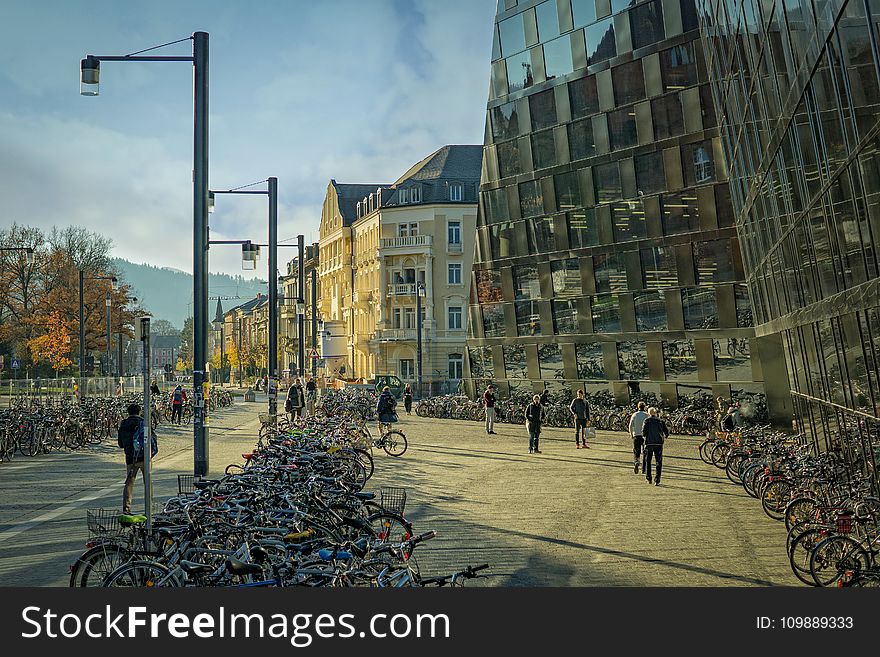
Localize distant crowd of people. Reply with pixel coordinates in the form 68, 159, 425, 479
482, 384, 745, 488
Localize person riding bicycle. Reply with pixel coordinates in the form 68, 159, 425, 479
150, 380, 160, 398
376, 386, 398, 432
170, 385, 187, 425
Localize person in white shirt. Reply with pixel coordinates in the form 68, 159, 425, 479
628, 401, 649, 475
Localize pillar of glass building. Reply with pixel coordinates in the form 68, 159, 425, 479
466, 0, 770, 414
698, 0, 880, 475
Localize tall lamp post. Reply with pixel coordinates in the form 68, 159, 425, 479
105, 292, 112, 378
81, 31, 211, 476
416, 282, 426, 399
297, 235, 305, 379
209, 177, 278, 418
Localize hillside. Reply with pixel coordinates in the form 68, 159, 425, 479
113, 259, 267, 327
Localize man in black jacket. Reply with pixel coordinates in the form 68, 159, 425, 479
642, 407, 669, 486
118, 404, 144, 514
525, 394, 543, 454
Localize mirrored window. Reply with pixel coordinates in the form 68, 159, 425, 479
503, 344, 528, 379
618, 341, 649, 379
594, 162, 622, 202
536, 0, 560, 41
592, 294, 621, 332
475, 269, 504, 304
608, 107, 638, 150
544, 35, 574, 79
660, 44, 698, 91
529, 89, 557, 131
552, 299, 580, 333
735, 284, 753, 327
499, 13, 527, 57
569, 76, 600, 118
714, 338, 751, 381
490, 221, 522, 258
634, 291, 667, 331
519, 180, 545, 218
571, 0, 597, 27
694, 239, 736, 283
539, 343, 566, 379
661, 191, 700, 235
576, 343, 606, 379
497, 140, 522, 178
568, 208, 599, 248
630, 0, 665, 50
585, 18, 616, 65
481, 303, 507, 338
681, 287, 718, 329
555, 172, 582, 210
635, 151, 665, 195
663, 339, 697, 381
531, 129, 557, 169
612, 201, 647, 242
507, 50, 535, 93
551, 258, 582, 298
568, 118, 597, 160
594, 252, 628, 292
682, 140, 716, 186
529, 216, 558, 253
491, 101, 519, 141
516, 300, 542, 335
613, 60, 646, 105
468, 345, 495, 378
652, 94, 684, 140
640, 246, 678, 288
484, 187, 509, 224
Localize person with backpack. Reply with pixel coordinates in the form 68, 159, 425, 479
376, 386, 398, 432
642, 407, 669, 486
628, 401, 649, 474
525, 394, 543, 454
117, 403, 158, 514
569, 389, 591, 449
170, 385, 187, 424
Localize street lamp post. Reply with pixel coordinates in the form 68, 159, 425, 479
416, 282, 426, 399
81, 31, 210, 476
78, 273, 117, 381
297, 235, 305, 378
209, 177, 279, 420
311, 268, 318, 381
105, 292, 112, 378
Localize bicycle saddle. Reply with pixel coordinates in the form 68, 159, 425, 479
225, 558, 262, 576
180, 560, 214, 576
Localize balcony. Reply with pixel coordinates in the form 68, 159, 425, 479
371, 329, 419, 342
447, 241, 463, 253
380, 235, 433, 250
387, 283, 418, 296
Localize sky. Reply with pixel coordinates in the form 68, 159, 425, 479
0, 0, 496, 279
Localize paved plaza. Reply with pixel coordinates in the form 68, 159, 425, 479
0, 399, 796, 586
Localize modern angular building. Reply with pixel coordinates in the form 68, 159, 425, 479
466, 0, 774, 412
698, 0, 880, 460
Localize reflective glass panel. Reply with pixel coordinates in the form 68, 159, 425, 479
544, 35, 575, 79
513, 263, 541, 300
529, 89, 557, 131
481, 303, 507, 337
531, 129, 557, 169
576, 342, 606, 379
507, 50, 535, 93
484, 188, 509, 225
491, 101, 519, 140
681, 287, 719, 329
663, 339, 697, 381
568, 118, 597, 160
608, 107, 639, 150
714, 338, 751, 381
519, 180, 545, 217
592, 294, 622, 332
619, 341, 649, 379
612, 200, 647, 241
652, 94, 684, 139
568, 208, 600, 248
594, 162, 622, 202
634, 291, 667, 331
585, 18, 617, 65
641, 246, 678, 288
635, 151, 665, 195
552, 299, 580, 333
475, 269, 504, 303
499, 12, 527, 56
661, 191, 701, 235
555, 171, 583, 210
694, 239, 736, 283
630, 0, 665, 50
529, 216, 558, 253
536, 0, 561, 41
539, 343, 566, 379
681, 140, 716, 186
497, 139, 522, 178
551, 258, 582, 297
571, 0, 598, 27
503, 344, 528, 379
660, 43, 698, 91
613, 59, 646, 105
594, 252, 628, 292
569, 75, 600, 118
516, 300, 542, 335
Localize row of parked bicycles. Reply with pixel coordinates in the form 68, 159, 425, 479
699, 425, 880, 587
70, 412, 488, 587
416, 389, 768, 436
0, 386, 236, 464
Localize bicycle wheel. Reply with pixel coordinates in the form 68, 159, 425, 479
70, 543, 132, 587
366, 512, 413, 544
102, 560, 174, 587
709, 442, 729, 468
19, 431, 40, 457
809, 535, 871, 587
784, 497, 819, 532
788, 527, 827, 586
381, 430, 408, 457
761, 480, 791, 521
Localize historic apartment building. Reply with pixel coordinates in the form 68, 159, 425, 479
280, 243, 320, 380
222, 293, 266, 385
465, 0, 768, 412
698, 0, 880, 455
317, 145, 481, 387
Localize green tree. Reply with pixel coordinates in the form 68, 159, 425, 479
179, 316, 194, 368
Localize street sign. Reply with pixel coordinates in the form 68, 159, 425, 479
309, 348, 320, 359
10, 358, 21, 370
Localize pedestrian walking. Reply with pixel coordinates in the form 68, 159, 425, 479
285, 378, 305, 419
150, 380, 161, 398
403, 383, 413, 415
628, 401, 649, 474
305, 376, 317, 416
483, 384, 497, 434
642, 407, 668, 486
170, 384, 187, 425
525, 394, 543, 454
117, 403, 157, 514
569, 389, 591, 448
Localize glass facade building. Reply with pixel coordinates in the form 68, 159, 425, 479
466, 0, 768, 409
698, 0, 880, 470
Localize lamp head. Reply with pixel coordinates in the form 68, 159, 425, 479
25, 248, 34, 265
111, 277, 119, 291
80, 56, 100, 96
241, 241, 260, 270
208, 191, 215, 213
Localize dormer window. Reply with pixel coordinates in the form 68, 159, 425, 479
399, 188, 409, 204
449, 183, 463, 201
356, 201, 362, 217
411, 185, 421, 203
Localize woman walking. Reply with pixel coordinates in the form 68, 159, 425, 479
403, 383, 413, 415
525, 394, 543, 454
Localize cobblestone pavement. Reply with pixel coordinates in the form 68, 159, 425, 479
372, 412, 798, 586
0, 399, 797, 586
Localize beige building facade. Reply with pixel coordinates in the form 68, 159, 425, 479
317, 145, 481, 390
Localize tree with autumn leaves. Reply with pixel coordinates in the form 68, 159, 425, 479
0, 223, 143, 377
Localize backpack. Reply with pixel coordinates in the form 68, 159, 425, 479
722, 413, 735, 431
131, 419, 158, 462
173, 389, 183, 403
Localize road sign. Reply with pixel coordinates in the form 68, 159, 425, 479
10, 358, 21, 370
309, 348, 320, 359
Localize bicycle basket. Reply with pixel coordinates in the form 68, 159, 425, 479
379, 487, 407, 516
86, 508, 123, 537
178, 474, 199, 495
836, 513, 854, 534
